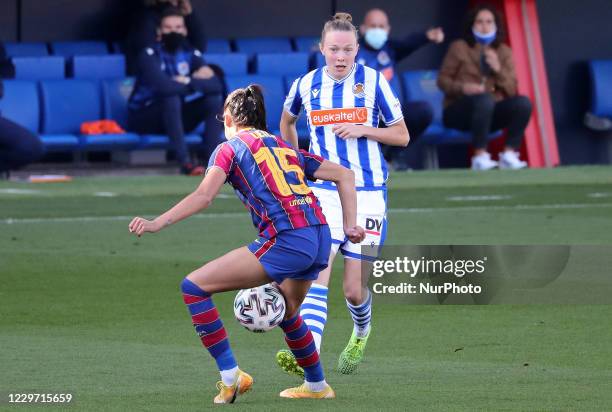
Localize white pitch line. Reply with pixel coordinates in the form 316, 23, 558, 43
0, 188, 43, 195
588, 192, 612, 198
3, 203, 612, 225
446, 195, 512, 201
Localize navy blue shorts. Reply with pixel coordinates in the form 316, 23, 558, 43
247, 225, 331, 284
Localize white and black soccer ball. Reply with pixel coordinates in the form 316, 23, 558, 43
233, 284, 286, 333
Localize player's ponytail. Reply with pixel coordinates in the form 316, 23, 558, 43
224, 84, 268, 132
321, 12, 358, 45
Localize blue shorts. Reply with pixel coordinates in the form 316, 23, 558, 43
247, 225, 331, 284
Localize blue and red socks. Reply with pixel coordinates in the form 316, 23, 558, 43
280, 314, 327, 391
181, 278, 238, 385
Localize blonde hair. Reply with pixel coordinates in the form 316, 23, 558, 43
321, 12, 358, 45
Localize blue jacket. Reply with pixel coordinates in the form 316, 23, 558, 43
128, 42, 208, 110
356, 32, 429, 80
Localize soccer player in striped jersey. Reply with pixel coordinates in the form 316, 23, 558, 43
129, 85, 365, 403
277, 12, 409, 375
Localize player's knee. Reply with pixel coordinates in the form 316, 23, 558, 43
343, 283, 363, 305
180, 276, 209, 295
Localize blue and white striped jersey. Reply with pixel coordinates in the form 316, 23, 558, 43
284, 63, 403, 188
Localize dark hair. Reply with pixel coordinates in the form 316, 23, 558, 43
463, 4, 506, 48
159, 7, 184, 25
224, 84, 268, 132
321, 12, 359, 45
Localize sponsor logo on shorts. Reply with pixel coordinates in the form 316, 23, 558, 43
309, 107, 368, 126
365, 217, 382, 236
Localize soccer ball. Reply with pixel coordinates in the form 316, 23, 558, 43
233, 284, 286, 333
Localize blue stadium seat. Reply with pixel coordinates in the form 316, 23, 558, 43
12, 56, 65, 80
51, 41, 109, 57
589, 60, 612, 117
4, 42, 48, 57
206, 38, 232, 54
225, 75, 285, 134
388, 75, 404, 105
255, 53, 309, 76
102, 78, 135, 129
101, 78, 202, 149
40, 79, 138, 150
401, 70, 502, 168
0, 80, 40, 133
0, 80, 80, 150
73, 54, 126, 80
235, 37, 293, 56
203, 53, 248, 75
314, 53, 326, 68
293, 36, 319, 53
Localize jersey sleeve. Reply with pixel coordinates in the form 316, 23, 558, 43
207, 142, 236, 177
299, 149, 325, 181
375, 71, 404, 126
283, 77, 302, 117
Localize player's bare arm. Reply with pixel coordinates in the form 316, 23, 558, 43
332, 119, 410, 146
312, 160, 365, 244
280, 110, 300, 148
128, 167, 226, 236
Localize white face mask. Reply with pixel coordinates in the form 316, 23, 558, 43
365, 28, 388, 50
472, 27, 497, 45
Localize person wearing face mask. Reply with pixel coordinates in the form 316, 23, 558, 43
357, 8, 444, 171
126, 0, 205, 75
128, 8, 224, 175
437, 5, 532, 170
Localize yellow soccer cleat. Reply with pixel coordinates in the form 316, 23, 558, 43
213, 369, 253, 404
276, 349, 305, 379
279, 383, 335, 399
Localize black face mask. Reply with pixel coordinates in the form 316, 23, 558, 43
161, 32, 186, 53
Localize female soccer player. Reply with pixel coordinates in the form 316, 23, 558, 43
129, 85, 365, 403
279, 12, 410, 375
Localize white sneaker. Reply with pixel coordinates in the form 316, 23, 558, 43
471, 152, 498, 170
499, 150, 527, 169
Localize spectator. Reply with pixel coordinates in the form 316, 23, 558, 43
437, 4, 532, 170
0, 43, 44, 179
357, 8, 444, 170
126, 0, 205, 74
127, 8, 224, 175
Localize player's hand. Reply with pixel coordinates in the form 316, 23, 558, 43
129, 217, 161, 237
462, 82, 486, 95
333, 124, 364, 140
173, 75, 191, 85
345, 225, 366, 244
426, 27, 445, 44
484, 48, 501, 73
178, 0, 193, 15
192, 65, 215, 79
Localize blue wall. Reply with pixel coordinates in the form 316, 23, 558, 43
537, 0, 612, 164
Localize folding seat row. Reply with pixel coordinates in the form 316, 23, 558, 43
4, 41, 112, 57
0, 79, 201, 153
12, 55, 125, 80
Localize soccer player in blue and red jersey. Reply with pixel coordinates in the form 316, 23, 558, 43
129, 84, 365, 403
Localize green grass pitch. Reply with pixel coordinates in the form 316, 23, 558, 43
1, 166, 612, 411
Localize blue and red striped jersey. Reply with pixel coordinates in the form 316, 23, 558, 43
207, 128, 327, 239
